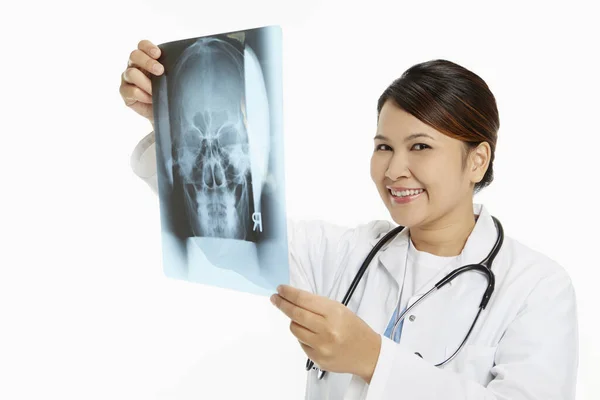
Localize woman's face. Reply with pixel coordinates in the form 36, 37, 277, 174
370, 100, 484, 228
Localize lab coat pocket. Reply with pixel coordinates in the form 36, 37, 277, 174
444, 344, 497, 386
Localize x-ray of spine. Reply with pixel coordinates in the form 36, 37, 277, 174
151, 26, 289, 296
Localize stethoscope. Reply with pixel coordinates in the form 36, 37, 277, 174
306, 216, 504, 380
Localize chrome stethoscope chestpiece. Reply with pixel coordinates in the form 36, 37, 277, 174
306, 359, 327, 380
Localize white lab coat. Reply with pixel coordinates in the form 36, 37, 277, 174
131, 132, 579, 400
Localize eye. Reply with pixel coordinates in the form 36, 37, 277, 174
375, 144, 392, 151
411, 143, 431, 151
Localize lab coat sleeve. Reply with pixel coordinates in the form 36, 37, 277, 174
130, 131, 159, 194
286, 219, 358, 295
364, 267, 578, 400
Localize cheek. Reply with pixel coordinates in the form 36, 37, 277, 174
413, 157, 455, 192
369, 155, 378, 181
370, 155, 386, 184
427, 166, 465, 199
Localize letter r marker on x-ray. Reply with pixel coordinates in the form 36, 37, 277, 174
252, 212, 263, 232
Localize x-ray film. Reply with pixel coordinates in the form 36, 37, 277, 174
151, 25, 289, 296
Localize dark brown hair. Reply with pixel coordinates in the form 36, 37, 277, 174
377, 59, 499, 193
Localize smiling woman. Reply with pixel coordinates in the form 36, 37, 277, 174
121, 41, 578, 400
370, 60, 498, 250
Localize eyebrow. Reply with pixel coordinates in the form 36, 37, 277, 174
373, 133, 436, 141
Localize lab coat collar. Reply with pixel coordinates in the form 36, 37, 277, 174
374, 204, 498, 289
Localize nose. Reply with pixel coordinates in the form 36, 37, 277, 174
203, 160, 227, 189
385, 153, 411, 181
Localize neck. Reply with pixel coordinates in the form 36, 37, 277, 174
409, 203, 477, 257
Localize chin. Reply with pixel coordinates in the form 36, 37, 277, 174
389, 211, 418, 228
383, 201, 425, 228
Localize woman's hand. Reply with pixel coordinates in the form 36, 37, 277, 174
119, 39, 164, 129
271, 285, 382, 383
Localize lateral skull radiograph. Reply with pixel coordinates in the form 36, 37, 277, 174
151, 26, 289, 296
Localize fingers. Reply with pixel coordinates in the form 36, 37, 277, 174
277, 285, 327, 316
290, 321, 316, 346
138, 39, 161, 58
126, 39, 163, 76
120, 39, 162, 107
128, 48, 164, 75
119, 79, 152, 106
121, 67, 153, 97
119, 39, 162, 123
271, 294, 324, 333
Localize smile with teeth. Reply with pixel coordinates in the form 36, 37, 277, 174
389, 188, 425, 197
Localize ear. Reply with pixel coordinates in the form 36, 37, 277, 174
468, 142, 491, 184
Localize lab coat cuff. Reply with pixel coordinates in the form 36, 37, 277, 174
130, 131, 158, 193
130, 131, 157, 179
364, 334, 396, 400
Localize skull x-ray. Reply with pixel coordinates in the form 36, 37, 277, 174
151, 26, 289, 296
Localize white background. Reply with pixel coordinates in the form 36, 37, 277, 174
1, 0, 598, 398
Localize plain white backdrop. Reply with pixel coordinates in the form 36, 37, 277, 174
1, 0, 598, 398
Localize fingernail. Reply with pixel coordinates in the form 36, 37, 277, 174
270, 295, 277, 305
151, 48, 160, 57
153, 63, 163, 74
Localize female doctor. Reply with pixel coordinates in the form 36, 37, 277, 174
119, 40, 579, 399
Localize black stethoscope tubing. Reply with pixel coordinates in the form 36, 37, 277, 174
306, 216, 504, 380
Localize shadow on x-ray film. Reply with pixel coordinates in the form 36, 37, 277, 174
150, 25, 289, 296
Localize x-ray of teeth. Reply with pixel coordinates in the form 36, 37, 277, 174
151, 26, 289, 296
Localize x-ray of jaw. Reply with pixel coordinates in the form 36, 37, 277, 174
151, 26, 289, 296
